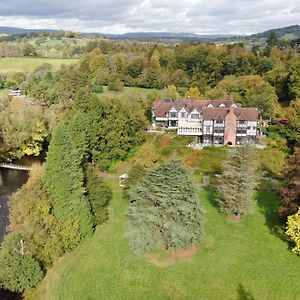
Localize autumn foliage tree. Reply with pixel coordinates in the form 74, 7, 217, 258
286, 208, 300, 254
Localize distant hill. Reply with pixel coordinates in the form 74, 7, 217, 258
101, 32, 239, 42
0, 24, 299, 43
0, 26, 57, 35
250, 24, 300, 40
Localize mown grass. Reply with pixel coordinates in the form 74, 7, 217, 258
0, 57, 79, 73
29, 177, 300, 300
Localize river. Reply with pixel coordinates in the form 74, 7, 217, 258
0, 168, 29, 300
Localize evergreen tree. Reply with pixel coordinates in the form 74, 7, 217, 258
217, 146, 257, 216
126, 161, 203, 252
43, 122, 93, 246
85, 165, 112, 226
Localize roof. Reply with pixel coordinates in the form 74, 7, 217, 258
152, 98, 237, 118
202, 107, 258, 121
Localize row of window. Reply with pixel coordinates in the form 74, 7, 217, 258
178, 127, 202, 133
169, 113, 201, 119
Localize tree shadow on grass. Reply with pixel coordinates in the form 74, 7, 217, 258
202, 187, 220, 210
256, 189, 291, 245
236, 284, 255, 300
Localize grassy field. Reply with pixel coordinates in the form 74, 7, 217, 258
0, 57, 79, 73
29, 175, 300, 300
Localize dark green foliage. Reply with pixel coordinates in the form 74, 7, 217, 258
85, 166, 112, 226
43, 122, 93, 245
0, 233, 43, 292
91, 84, 103, 93
123, 163, 147, 201
217, 146, 258, 216
79, 97, 146, 170
126, 161, 203, 252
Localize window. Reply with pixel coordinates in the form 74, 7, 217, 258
170, 112, 177, 118
237, 129, 247, 134
181, 112, 185, 118
191, 114, 199, 119
205, 125, 211, 132
214, 129, 224, 134
215, 120, 224, 124
239, 120, 246, 124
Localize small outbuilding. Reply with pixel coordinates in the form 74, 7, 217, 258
119, 174, 128, 187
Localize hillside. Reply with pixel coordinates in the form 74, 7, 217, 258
250, 24, 300, 40
0, 25, 299, 43
0, 26, 57, 35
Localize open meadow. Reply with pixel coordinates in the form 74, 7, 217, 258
28, 136, 300, 300
0, 57, 79, 73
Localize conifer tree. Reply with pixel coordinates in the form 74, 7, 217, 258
217, 146, 257, 216
43, 122, 93, 246
126, 161, 203, 252
85, 165, 112, 226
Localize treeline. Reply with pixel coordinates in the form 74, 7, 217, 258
0, 89, 146, 292
0, 31, 86, 58
0, 43, 36, 57
2, 36, 300, 107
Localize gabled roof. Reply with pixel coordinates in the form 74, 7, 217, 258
202, 107, 258, 121
152, 98, 237, 118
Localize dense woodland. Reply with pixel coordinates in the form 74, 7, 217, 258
0, 33, 299, 295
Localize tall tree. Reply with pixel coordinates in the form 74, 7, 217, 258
85, 165, 112, 226
126, 161, 203, 252
217, 146, 257, 216
43, 122, 93, 245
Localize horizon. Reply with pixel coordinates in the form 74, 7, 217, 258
0, 0, 299, 35
0, 24, 298, 36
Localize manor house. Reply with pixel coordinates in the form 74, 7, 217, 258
152, 98, 258, 146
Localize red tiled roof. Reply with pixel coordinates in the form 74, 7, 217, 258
202, 107, 258, 121
153, 98, 237, 118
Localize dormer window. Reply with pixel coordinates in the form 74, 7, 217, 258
191, 114, 200, 119
207, 104, 213, 108
219, 103, 225, 107
170, 112, 177, 118
215, 120, 224, 124
181, 112, 186, 118
231, 104, 238, 108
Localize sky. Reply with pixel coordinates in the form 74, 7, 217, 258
0, 0, 299, 35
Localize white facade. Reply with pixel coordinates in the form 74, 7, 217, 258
152, 100, 258, 145
177, 108, 202, 136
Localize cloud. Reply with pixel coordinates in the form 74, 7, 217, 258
0, 0, 299, 34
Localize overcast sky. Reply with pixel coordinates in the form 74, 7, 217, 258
0, 0, 299, 34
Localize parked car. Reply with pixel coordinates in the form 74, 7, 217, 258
268, 120, 281, 125
279, 119, 289, 125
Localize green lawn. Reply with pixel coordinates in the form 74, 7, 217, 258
29, 178, 300, 300
0, 57, 79, 73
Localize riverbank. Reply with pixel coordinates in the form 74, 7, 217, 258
0, 168, 29, 300
0, 169, 28, 243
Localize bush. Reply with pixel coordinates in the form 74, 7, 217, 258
108, 78, 124, 91
91, 84, 103, 93
257, 148, 286, 177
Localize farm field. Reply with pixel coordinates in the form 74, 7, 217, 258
29, 176, 300, 300
0, 57, 79, 73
